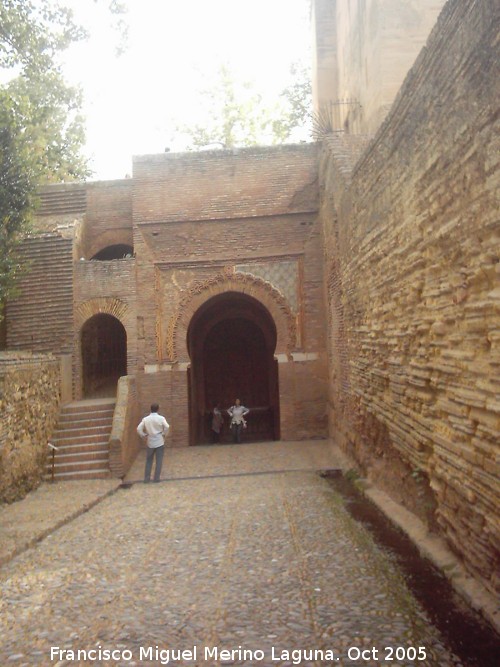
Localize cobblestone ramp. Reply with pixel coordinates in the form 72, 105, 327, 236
0, 471, 461, 666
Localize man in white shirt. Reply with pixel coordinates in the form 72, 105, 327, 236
137, 403, 170, 483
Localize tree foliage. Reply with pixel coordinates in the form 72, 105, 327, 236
0, 1, 125, 319
176, 62, 312, 150
272, 62, 312, 143
0, 88, 36, 313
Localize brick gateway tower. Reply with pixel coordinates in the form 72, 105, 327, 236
6, 144, 328, 447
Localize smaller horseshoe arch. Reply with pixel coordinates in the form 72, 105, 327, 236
81, 314, 127, 398
187, 292, 281, 445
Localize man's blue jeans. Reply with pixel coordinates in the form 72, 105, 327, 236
144, 445, 164, 482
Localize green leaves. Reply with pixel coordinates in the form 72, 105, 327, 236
6, 71, 90, 183
0, 88, 36, 314
177, 61, 312, 150
0, 1, 125, 319
0, 0, 86, 74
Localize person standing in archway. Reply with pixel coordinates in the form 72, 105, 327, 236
211, 405, 224, 443
228, 399, 250, 443
137, 403, 170, 483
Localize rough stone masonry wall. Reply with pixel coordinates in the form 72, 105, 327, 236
320, 0, 499, 595
0, 352, 60, 503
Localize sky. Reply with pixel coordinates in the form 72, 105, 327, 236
61, 0, 313, 181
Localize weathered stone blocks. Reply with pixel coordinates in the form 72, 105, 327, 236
0, 353, 60, 503
320, 0, 500, 595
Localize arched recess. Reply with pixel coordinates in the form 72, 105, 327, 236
81, 314, 127, 398
75, 297, 129, 399
90, 244, 133, 260
85, 230, 133, 262
186, 291, 281, 445
168, 271, 297, 363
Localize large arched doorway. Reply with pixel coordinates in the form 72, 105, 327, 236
187, 292, 280, 444
81, 314, 127, 398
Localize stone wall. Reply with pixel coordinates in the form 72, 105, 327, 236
312, 0, 446, 134
0, 352, 61, 503
320, 0, 499, 595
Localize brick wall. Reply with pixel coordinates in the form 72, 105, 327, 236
33, 181, 133, 260
132, 144, 319, 223
320, 0, 499, 594
133, 144, 328, 444
6, 234, 74, 355
83, 180, 133, 259
73, 258, 138, 399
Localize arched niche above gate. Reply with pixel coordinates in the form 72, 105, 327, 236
166, 270, 297, 363
85, 230, 134, 262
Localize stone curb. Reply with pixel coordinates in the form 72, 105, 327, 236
329, 441, 500, 635
362, 485, 500, 634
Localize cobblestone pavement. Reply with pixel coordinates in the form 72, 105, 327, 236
125, 440, 343, 483
0, 442, 463, 666
0, 480, 119, 566
0, 441, 336, 566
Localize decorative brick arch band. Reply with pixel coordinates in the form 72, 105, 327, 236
166, 270, 297, 362
75, 297, 128, 330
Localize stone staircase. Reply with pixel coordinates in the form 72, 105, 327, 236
46, 400, 116, 481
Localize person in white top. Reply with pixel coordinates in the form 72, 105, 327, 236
227, 398, 250, 443
137, 403, 170, 483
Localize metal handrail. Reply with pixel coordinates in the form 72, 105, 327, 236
47, 442, 59, 482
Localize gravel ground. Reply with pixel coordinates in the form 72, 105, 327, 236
0, 441, 462, 667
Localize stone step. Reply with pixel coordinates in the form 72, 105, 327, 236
49, 459, 110, 474
56, 418, 114, 432
46, 469, 111, 481
50, 432, 110, 447
47, 450, 110, 465
59, 408, 115, 420
8, 299, 73, 312
51, 424, 112, 439
47, 400, 115, 480
48, 442, 109, 456
58, 412, 113, 424
60, 402, 115, 417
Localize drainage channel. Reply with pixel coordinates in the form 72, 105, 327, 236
321, 470, 500, 667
